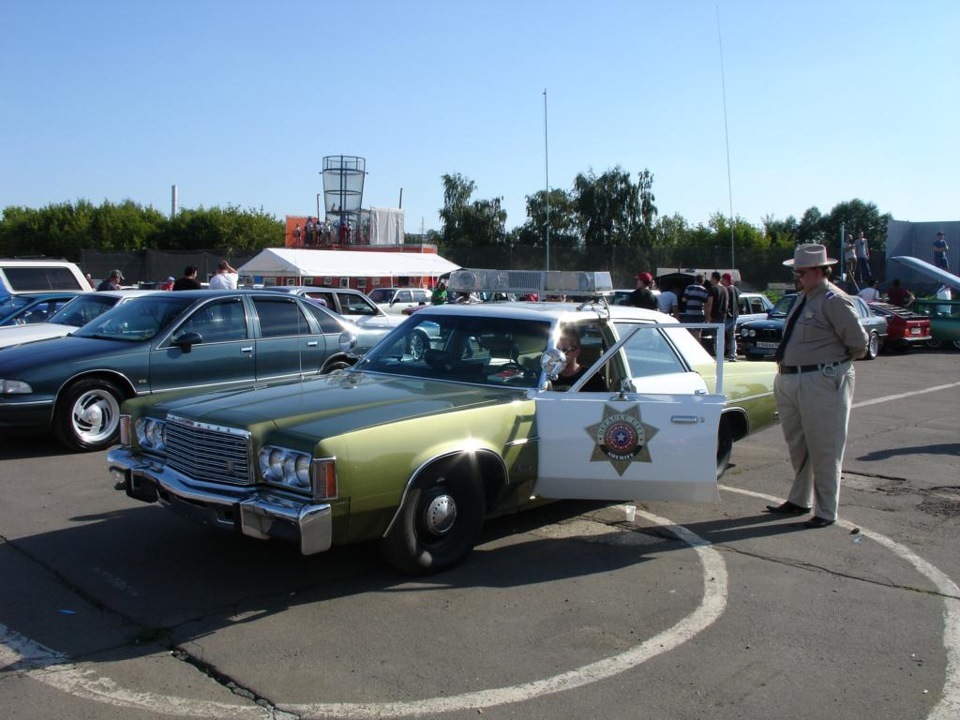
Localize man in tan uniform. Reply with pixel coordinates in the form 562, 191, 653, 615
765, 244, 868, 528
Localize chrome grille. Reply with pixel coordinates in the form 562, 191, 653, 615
164, 417, 253, 486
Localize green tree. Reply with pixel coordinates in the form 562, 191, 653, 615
438, 173, 507, 248
572, 166, 640, 247
512, 188, 579, 248
822, 199, 891, 252
797, 207, 826, 244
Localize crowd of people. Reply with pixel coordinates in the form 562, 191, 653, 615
626, 269, 740, 360
93, 260, 239, 292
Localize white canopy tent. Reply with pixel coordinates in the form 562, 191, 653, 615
238, 248, 459, 283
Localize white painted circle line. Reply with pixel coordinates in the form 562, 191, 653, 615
1, 511, 727, 719
284, 509, 727, 718
721, 484, 960, 720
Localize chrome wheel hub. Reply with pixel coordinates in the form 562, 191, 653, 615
423, 494, 457, 536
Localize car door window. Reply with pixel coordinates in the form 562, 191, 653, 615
175, 298, 248, 343
303, 302, 346, 334
396, 291, 412, 303
253, 297, 310, 338
338, 293, 378, 316
614, 322, 686, 378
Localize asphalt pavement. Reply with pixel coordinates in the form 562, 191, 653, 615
1, 348, 958, 720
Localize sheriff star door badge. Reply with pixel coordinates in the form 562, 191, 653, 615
586, 404, 659, 476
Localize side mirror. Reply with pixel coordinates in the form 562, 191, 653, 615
540, 347, 565, 378
338, 331, 358, 353
175, 332, 202, 352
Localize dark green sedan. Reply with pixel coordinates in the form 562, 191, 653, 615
0, 290, 387, 451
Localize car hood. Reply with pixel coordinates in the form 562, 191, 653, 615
0, 334, 142, 371
139, 371, 525, 441
0, 323, 77, 349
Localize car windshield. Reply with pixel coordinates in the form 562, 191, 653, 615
0, 295, 33, 317
47, 294, 121, 327
770, 295, 797, 316
357, 313, 552, 388
73, 295, 195, 341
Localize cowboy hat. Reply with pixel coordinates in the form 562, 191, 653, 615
783, 243, 838, 268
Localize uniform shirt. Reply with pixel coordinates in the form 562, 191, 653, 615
780, 280, 868, 366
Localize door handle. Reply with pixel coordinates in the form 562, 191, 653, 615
241, 346, 253, 354
670, 415, 700, 424
307, 341, 318, 347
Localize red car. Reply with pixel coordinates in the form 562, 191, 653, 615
870, 302, 931, 351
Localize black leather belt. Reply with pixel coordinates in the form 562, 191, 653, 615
778, 361, 845, 375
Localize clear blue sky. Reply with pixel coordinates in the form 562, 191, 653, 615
3, 0, 957, 234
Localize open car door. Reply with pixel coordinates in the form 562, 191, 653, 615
533, 323, 725, 504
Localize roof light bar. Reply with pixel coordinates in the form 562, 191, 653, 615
447, 269, 613, 296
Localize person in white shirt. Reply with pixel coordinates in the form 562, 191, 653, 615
657, 282, 679, 318
858, 280, 880, 303
208, 260, 238, 290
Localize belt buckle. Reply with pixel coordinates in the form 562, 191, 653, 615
821, 363, 837, 378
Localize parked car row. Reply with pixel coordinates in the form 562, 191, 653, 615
0, 290, 390, 451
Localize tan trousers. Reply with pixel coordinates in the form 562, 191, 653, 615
773, 362, 855, 522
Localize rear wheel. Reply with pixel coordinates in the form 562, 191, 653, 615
380, 464, 485, 575
864, 331, 880, 360
55, 378, 126, 451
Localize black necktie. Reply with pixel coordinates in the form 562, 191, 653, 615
774, 296, 806, 363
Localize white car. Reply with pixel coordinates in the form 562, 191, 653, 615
367, 286, 432, 314
0, 290, 157, 349
261, 286, 405, 330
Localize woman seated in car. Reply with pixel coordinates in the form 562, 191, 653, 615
551, 327, 608, 392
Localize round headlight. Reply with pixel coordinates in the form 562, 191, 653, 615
135, 418, 166, 450
295, 455, 311, 488
258, 447, 285, 481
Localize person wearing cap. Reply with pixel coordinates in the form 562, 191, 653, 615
159, 276, 176, 291
933, 231, 949, 271
764, 243, 868, 529
97, 269, 124, 291
208, 259, 239, 290
720, 272, 739, 360
628, 272, 658, 310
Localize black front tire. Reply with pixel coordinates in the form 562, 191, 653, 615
379, 465, 486, 575
55, 378, 126, 451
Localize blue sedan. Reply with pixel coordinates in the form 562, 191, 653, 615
0, 290, 387, 451
0, 291, 87, 327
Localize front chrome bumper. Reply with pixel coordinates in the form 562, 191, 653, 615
107, 447, 333, 556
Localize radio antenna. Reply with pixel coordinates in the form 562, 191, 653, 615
716, 5, 735, 271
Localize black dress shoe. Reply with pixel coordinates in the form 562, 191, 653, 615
801, 516, 835, 529
764, 501, 811, 515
